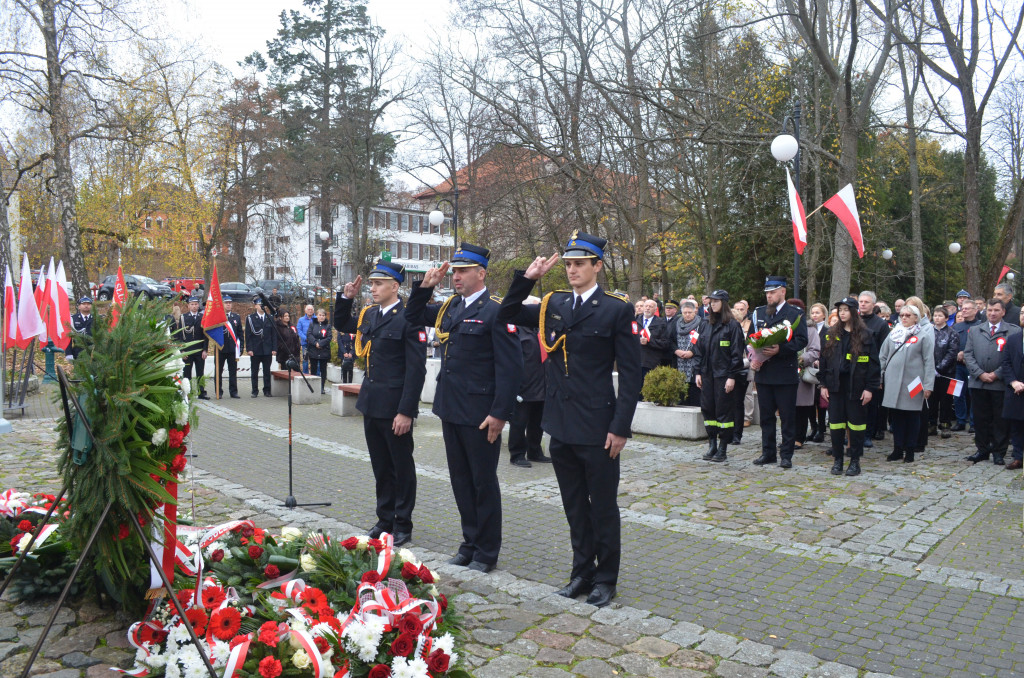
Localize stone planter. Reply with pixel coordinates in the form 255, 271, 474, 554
631, 401, 706, 440
420, 358, 441, 404
326, 364, 343, 383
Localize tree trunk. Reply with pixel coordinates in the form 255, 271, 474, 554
829, 122, 859, 299
897, 44, 925, 298
963, 106, 983, 294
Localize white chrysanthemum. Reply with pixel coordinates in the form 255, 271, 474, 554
179, 378, 191, 395
398, 548, 418, 564
146, 651, 169, 670
433, 633, 455, 655
173, 401, 189, 425
167, 623, 192, 647
300, 553, 317, 572
170, 357, 185, 371
151, 428, 168, 446
165, 658, 182, 678
363, 615, 387, 635
280, 526, 302, 541
407, 657, 430, 677
448, 652, 459, 666
429, 569, 440, 583
208, 640, 231, 667
311, 622, 336, 639
390, 658, 417, 678
291, 649, 311, 669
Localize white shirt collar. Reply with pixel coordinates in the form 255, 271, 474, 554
575, 284, 599, 304
992, 322, 1001, 332
379, 299, 400, 315
462, 287, 487, 307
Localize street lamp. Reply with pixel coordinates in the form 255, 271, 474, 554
319, 230, 335, 312
945, 242, 961, 299
948, 242, 961, 254
882, 249, 893, 260
428, 173, 459, 253
771, 99, 802, 298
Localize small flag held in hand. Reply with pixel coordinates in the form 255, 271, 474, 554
907, 376, 924, 398
946, 378, 963, 397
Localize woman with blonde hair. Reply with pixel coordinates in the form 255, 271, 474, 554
879, 303, 935, 462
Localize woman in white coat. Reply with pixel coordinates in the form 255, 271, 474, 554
879, 304, 935, 463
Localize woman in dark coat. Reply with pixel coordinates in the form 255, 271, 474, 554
694, 289, 745, 463
1000, 332, 1024, 471
818, 297, 881, 476
275, 310, 302, 370
306, 308, 333, 393
929, 305, 960, 438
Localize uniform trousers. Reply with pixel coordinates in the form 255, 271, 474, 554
364, 416, 416, 534
342, 362, 354, 383
757, 383, 798, 460
828, 376, 866, 458
700, 375, 736, 438
550, 438, 620, 586
508, 399, 544, 461
1006, 420, 1024, 461
970, 388, 1008, 455
442, 422, 502, 565
217, 352, 238, 397
183, 353, 207, 395
250, 354, 273, 394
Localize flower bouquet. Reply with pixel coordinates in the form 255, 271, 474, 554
0, 491, 80, 600
747, 315, 802, 365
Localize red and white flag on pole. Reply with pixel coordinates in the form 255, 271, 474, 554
786, 168, 807, 255
110, 266, 128, 328
36, 260, 53, 344
946, 378, 963, 397
47, 261, 71, 350
824, 184, 864, 258
4, 265, 17, 349
999, 265, 1011, 282
15, 254, 44, 349
907, 375, 924, 398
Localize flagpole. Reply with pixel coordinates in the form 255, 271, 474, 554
215, 345, 220, 400
805, 205, 823, 220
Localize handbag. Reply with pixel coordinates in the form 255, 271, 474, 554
801, 365, 820, 385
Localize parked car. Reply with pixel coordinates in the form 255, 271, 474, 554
220, 282, 260, 304
256, 280, 300, 303
96, 275, 175, 301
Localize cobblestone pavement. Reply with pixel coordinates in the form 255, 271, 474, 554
1, 385, 1023, 677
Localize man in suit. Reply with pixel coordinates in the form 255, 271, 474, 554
66, 297, 94, 360
218, 295, 244, 399
638, 299, 668, 387
499, 231, 642, 608
993, 283, 1021, 327
507, 301, 550, 468
1000, 322, 1024, 471
662, 301, 679, 366
180, 295, 210, 400
406, 244, 523, 573
964, 298, 1021, 465
749, 275, 808, 468
335, 260, 427, 547
245, 296, 277, 397
952, 298, 983, 431
859, 291, 890, 446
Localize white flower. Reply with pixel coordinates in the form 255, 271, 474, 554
398, 548, 418, 565
167, 622, 192, 647
173, 401, 189, 426
291, 649, 311, 669
391, 658, 416, 678
433, 633, 455, 655
152, 428, 168, 446
208, 640, 231, 667
300, 553, 317, 572
430, 569, 440, 583
165, 658, 182, 678
363, 615, 386, 635
146, 652, 168, 670
449, 652, 460, 666
311, 622, 336, 639
170, 357, 185, 371
428, 585, 439, 597
280, 526, 302, 541
407, 657, 430, 677
356, 536, 369, 550
179, 378, 190, 395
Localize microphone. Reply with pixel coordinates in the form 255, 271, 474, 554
258, 292, 278, 316
285, 358, 301, 372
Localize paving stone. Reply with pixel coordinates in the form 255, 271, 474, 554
474, 654, 537, 678
805, 661, 858, 678
521, 628, 576, 651
572, 658, 620, 678
650, 668, 706, 678
85, 666, 116, 678
535, 647, 573, 664
714, 660, 769, 678
60, 652, 101, 669
0, 630, 14, 643
542, 613, 591, 635
589, 623, 640, 646
731, 640, 774, 667
472, 628, 519, 646
668, 649, 716, 671
25, 608, 75, 626
88, 647, 132, 669
527, 669, 574, 678
502, 639, 539, 657
0, 655, 62, 678
698, 630, 740, 658
103, 631, 129, 649
610, 652, 660, 675
769, 650, 821, 678
625, 636, 680, 658
661, 622, 704, 648
33, 671, 79, 678
0, 645, 22, 663
634, 615, 675, 636
571, 637, 618, 659
73, 603, 105, 624
17, 624, 66, 649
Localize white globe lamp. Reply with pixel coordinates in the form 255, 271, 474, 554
771, 134, 799, 162
428, 210, 445, 227
882, 249, 893, 260
949, 242, 961, 254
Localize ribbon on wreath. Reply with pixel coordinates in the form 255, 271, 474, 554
375, 532, 394, 576
147, 480, 178, 599
12, 523, 59, 554
0, 489, 29, 517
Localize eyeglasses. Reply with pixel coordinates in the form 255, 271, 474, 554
899, 313, 914, 318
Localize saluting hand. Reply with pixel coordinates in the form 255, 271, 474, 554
342, 275, 362, 299
421, 262, 450, 288
479, 415, 505, 443
605, 432, 626, 459
524, 253, 560, 280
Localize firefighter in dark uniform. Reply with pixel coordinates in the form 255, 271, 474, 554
67, 297, 94, 360
218, 295, 245, 399
180, 294, 210, 400
749, 275, 808, 468
406, 244, 523, 573
694, 289, 745, 463
498, 231, 642, 608
334, 260, 427, 547
245, 296, 277, 397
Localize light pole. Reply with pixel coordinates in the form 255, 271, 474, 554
428, 177, 459, 250
771, 100, 802, 298
947, 242, 961, 299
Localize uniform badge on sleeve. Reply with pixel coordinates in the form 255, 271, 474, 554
507, 324, 517, 333
631, 321, 639, 335
418, 331, 427, 343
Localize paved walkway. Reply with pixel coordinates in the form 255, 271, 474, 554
1, 385, 1022, 677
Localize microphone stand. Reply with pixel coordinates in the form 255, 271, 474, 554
258, 294, 331, 510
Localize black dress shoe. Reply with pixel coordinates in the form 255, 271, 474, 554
863, 438, 874, 449
230, 394, 240, 399
198, 393, 210, 400
467, 560, 495, 573
217, 394, 222, 400
527, 453, 553, 463
585, 584, 616, 608
447, 553, 472, 566
556, 577, 595, 598
251, 393, 259, 398
873, 431, 885, 440
392, 532, 411, 547
753, 454, 777, 466
966, 451, 990, 464
992, 455, 1005, 466
510, 457, 532, 468
779, 458, 793, 469
368, 525, 387, 539
264, 390, 272, 397
952, 422, 966, 431
968, 427, 975, 434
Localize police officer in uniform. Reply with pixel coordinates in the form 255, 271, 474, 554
218, 295, 245, 399
406, 244, 523, 573
749, 276, 808, 468
180, 294, 210, 400
245, 296, 277, 397
67, 297, 94, 360
695, 289, 745, 463
498, 231, 642, 608
334, 260, 427, 547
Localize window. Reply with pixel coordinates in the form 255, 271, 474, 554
430, 218, 439, 234
400, 242, 409, 258
410, 243, 419, 259
156, 218, 164, 229
144, 218, 152, 230
440, 220, 448, 236
397, 214, 405, 231
419, 216, 426, 233
390, 213, 398, 230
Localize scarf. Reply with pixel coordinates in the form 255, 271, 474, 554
888, 322, 920, 344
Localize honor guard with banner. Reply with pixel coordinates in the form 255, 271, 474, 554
200, 266, 232, 400
180, 294, 210, 400
334, 260, 427, 547
218, 296, 245, 398
406, 244, 523, 573
66, 297, 94, 360
498, 231, 641, 608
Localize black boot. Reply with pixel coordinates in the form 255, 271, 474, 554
940, 423, 952, 439
927, 424, 938, 437
830, 449, 844, 475
845, 456, 861, 476
702, 433, 718, 461
886, 448, 904, 462
904, 448, 915, 463
712, 440, 728, 463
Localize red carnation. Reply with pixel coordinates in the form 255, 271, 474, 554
258, 621, 280, 647
209, 549, 225, 563
168, 429, 185, 449
240, 524, 255, 538
169, 454, 188, 475
341, 537, 359, 550
360, 570, 381, 585
183, 423, 191, 436
367, 538, 383, 551
17, 519, 33, 533
401, 562, 420, 580
259, 656, 283, 678
229, 633, 249, 648
264, 564, 280, 579
427, 650, 450, 673
314, 636, 330, 654
248, 544, 264, 560
176, 588, 196, 607
184, 608, 208, 635
396, 612, 422, 636
9, 536, 21, 554
417, 564, 434, 584
254, 528, 265, 544
367, 665, 391, 678
389, 633, 415, 657
201, 585, 226, 609
116, 523, 130, 540
210, 607, 242, 641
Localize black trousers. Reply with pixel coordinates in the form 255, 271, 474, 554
890, 409, 921, 450
250, 354, 272, 394
828, 379, 866, 458
217, 351, 238, 397
442, 421, 502, 565
700, 375, 736, 439
183, 353, 206, 395
683, 379, 701, 406
970, 388, 1009, 455
311, 358, 329, 390
795, 405, 816, 443
364, 416, 416, 534
757, 382, 798, 460
550, 438, 620, 586
1006, 419, 1024, 461
342, 363, 354, 383
927, 384, 954, 428
865, 388, 882, 438
509, 399, 544, 460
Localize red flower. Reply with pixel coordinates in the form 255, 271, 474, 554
341, 537, 359, 550
184, 608, 208, 635
396, 613, 422, 636
401, 562, 420, 580
389, 633, 415, 657
367, 538, 383, 551
9, 536, 21, 554
301, 587, 327, 610
138, 621, 167, 645
210, 607, 242, 641
176, 588, 196, 607
116, 523, 130, 540
248, 545, 264, 560
201, 585, 226, 609
229, 633, 250, 648
264, 564, 280, 579
169, 454, 188, 475
258, 621, 280, 647
253, 528, 265, 544
417, 565, 434, 584
168, 429, 185, 449
240, 524, 255, 538
360, 570, 381, 585
314, 636, 330, 654
259, 656, 283, 678
183, 423, 191, 436
427, 650, 450, 673
439, 594, 448, 612
367, 665, 391, 678
239, 537, 249, 545
17, 519, 33, 533
209, 549, 225, 563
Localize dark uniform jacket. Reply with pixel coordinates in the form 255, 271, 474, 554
1005, 302, 1021, 327
306, 319, 333, 361
245, 312, 277, 356
223, 311, 244, 355
637, 315, 668, 369
748, 302, 808, 385
694, 319, 745, 379
335, 296, 427, 419
516, 326, 545, 402
68, 313, 93, 359
178, 312, 208, 356
339, 333, 355, 365
499, 274, 641, 446
1001, 336, 1024, 421
861, 313, 890, 354
663, 315, 679, 365
818, 328, 881, 399
406, 285, 522, 426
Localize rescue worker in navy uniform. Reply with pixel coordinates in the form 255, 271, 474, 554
218, 295, 245, 399
334, 260, 427, 547
66, 297, 94, 360
507, 304, 551, 468
245, 297, 277, 397
498, 231, 642, 608
694, 289, 745, 463
180, 294, 210, 400
749, 276, 808, 468
406, 244, 523, 573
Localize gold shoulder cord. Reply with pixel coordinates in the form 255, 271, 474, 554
432, 295, 458, 344
354, 304, 376, 359
539, 291, 569, 375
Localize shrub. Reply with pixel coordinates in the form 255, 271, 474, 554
641, 366, 686, 406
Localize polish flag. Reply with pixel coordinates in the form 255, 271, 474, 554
907, 375, 923, 398
36, 260, 53, 344
786, 169, 807, 255
946, 378, 963, 397
33, 264, 46, 310
824, 184, 864, 258
4, 265, 17, 348
47, 261, 71, 350
999, 266, 1011, 283
15, 254, 44, 349
110, 266, 128, 328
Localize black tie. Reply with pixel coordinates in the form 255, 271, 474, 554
574, 295, 582, 312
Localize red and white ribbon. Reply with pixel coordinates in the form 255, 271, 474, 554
375, 533, 394, 577
223, 634, 251, 678
0, 489, 28, 517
